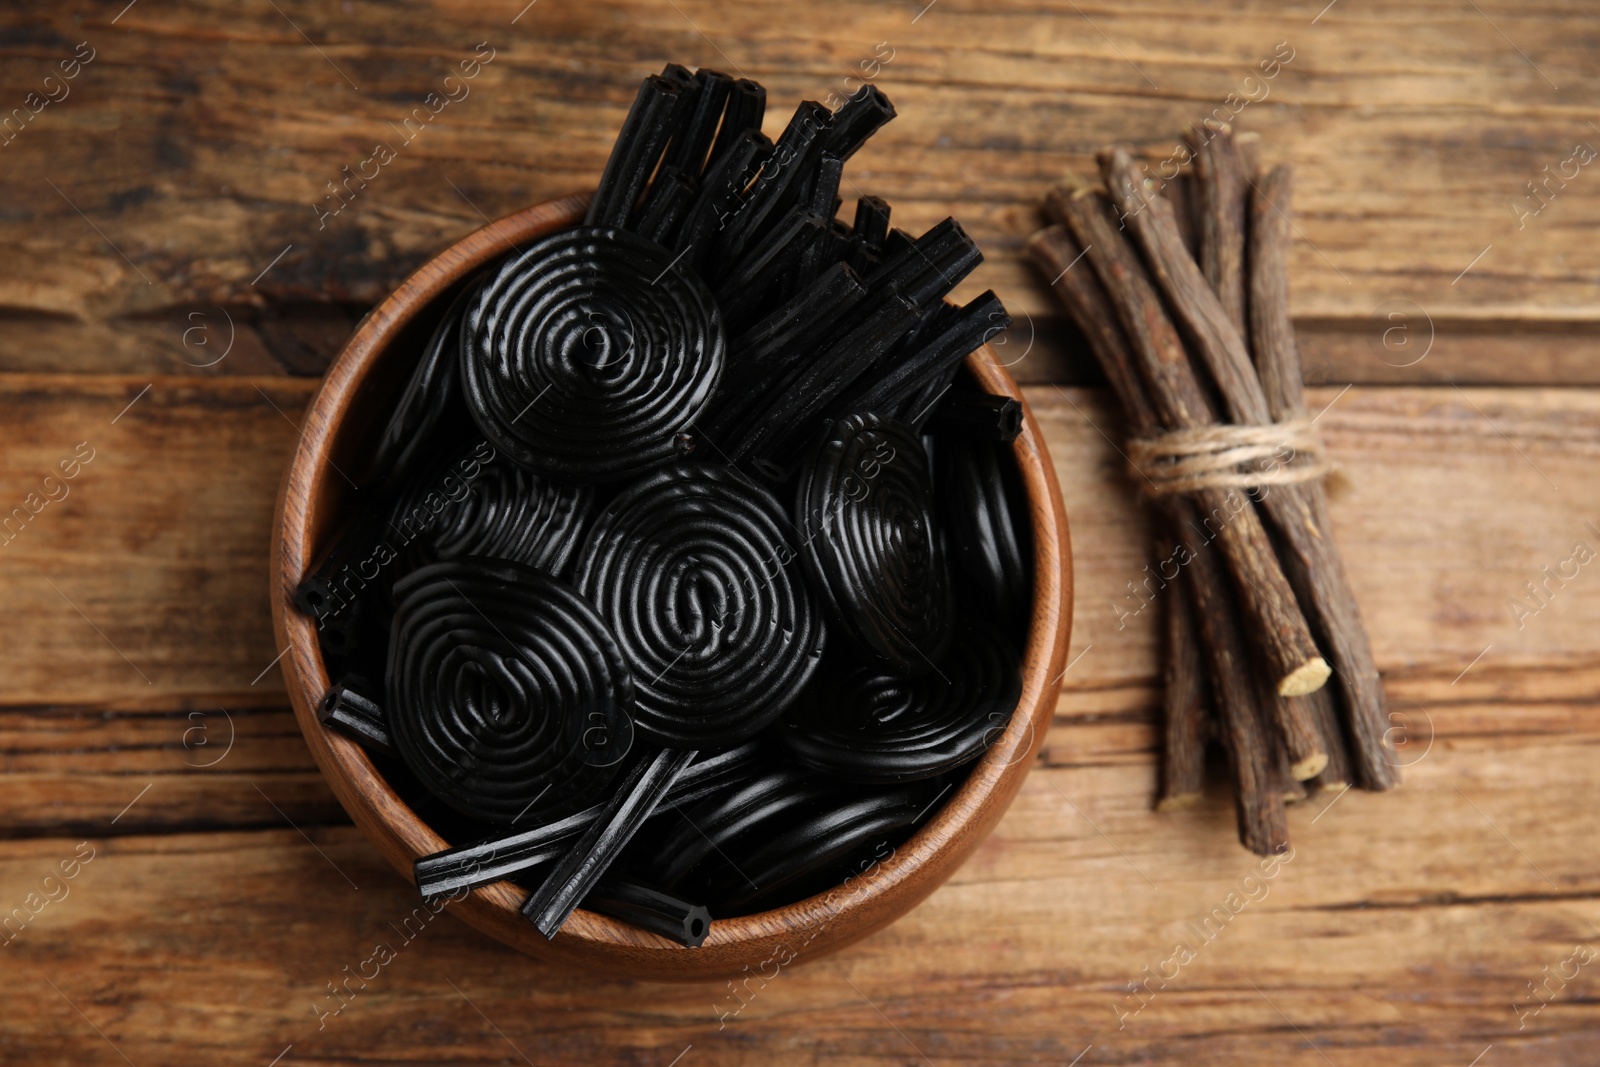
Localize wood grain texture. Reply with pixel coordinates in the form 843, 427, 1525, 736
4, 0, 1600, 1058
3, 1, 1600, 382
2, 708, 1597, 1066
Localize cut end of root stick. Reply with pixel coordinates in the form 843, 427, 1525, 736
1278, 656, 1332, 697
1156, 792, 1203, 813
1289, 751, 1329, 782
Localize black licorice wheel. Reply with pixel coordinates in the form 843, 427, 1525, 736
367, 275, 483, 492
650, 766, 927, 914
386, 559, 635, 826
389, 439, 594, 578
460, 226, 725, 483
782, 619, 1023, 782
936, 433, 1032, 633
796, 413, 954, 674
575, 465, 825, 747
707, 785, 928, 914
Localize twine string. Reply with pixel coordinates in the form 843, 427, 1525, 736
1126, 416, 1330, 496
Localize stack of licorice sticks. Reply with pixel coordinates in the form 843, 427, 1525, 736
1027, 128, 1397, 855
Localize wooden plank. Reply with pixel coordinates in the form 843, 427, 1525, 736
0, 375, 311, 706
3, 1, 1600, 374
0, 379, 1593, 707
2, 705, 1596, 1065
0, 705, 341, 837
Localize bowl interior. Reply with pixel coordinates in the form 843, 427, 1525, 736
271, 196, 1074, 980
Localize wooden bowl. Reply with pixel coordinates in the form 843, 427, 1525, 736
270, 195, 1073, 980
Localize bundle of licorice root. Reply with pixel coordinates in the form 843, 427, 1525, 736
1027, 128, 1397, 856
294, 65, 1034, 946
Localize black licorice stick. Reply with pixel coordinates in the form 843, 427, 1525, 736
898, 224, 984, 308
582, 880, 712, 948
716, 100, 832, 266
664, 69, 732, 175
586, 74, 682, 229
634, 165, 699, 246
927, 391, 1023, 443
715, 212, 830, 331
844, 291, 1007, 418
803, 153, 845, 219
854, 196, 890, 248
412, 741, 764, 898
726, 293, 923, 468
293, 509, 386, 625
864, 218, 980, 306
675, 130, 772, 275
821, 84, 896, 163
522, 748, 699, 938
707, 78, 767, 175
318, 681, 393, 755
703, 263, 868, 441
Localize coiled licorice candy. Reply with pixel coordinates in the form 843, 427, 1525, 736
934, 431, 1033, 636
387, 438, 593, 579
385, 559, 635, 826
781, 619, 1024, 783
796, 412, 954, 675
366, 275, 483, 492
460, 226, 725, 483
575, 464, 825, 747
650, 766, 929, 915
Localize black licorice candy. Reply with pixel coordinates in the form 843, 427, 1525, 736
703, 786, 927, 914
796, 413, 955, 674
292, 65, 1032, 942
412, 740, 767, 898
575, 466, 824, 747
319, 680, 393, 756
927, 390, 1024, 443
583, 879, 712, 948
523, 747, 698, 938
782, 620, 1023, 783
461, 226, 725, 483
388, 439, 593, 578
934, 433, 1034, 634
386, 559, 635, 826
365, 276, 484, 493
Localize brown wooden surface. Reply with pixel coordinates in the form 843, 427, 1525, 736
3, 0, 1599, 1062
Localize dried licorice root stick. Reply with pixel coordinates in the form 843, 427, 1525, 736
1159, 568, 1210, 811
1175, 131, 1396, 787
1187, 530, 1291, 854
1189, 127, 1248, 334
1050, 188, 1332, 717
1027, 224, 1286, 851
1248, 163, 1399, 789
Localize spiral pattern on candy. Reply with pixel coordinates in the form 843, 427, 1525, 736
575, 465, 825, 747
782, 619, 1023, 782
389, 440, 594, 578
386, 559, 635, 826
649, 766, 928, 914
461, 226, 725, 483
937, 435, 1032, 635
796, 413, 954, 674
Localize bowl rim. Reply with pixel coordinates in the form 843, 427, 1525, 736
270, 194, 1074, 980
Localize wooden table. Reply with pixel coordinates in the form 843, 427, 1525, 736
3, 2, 1597, 1063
